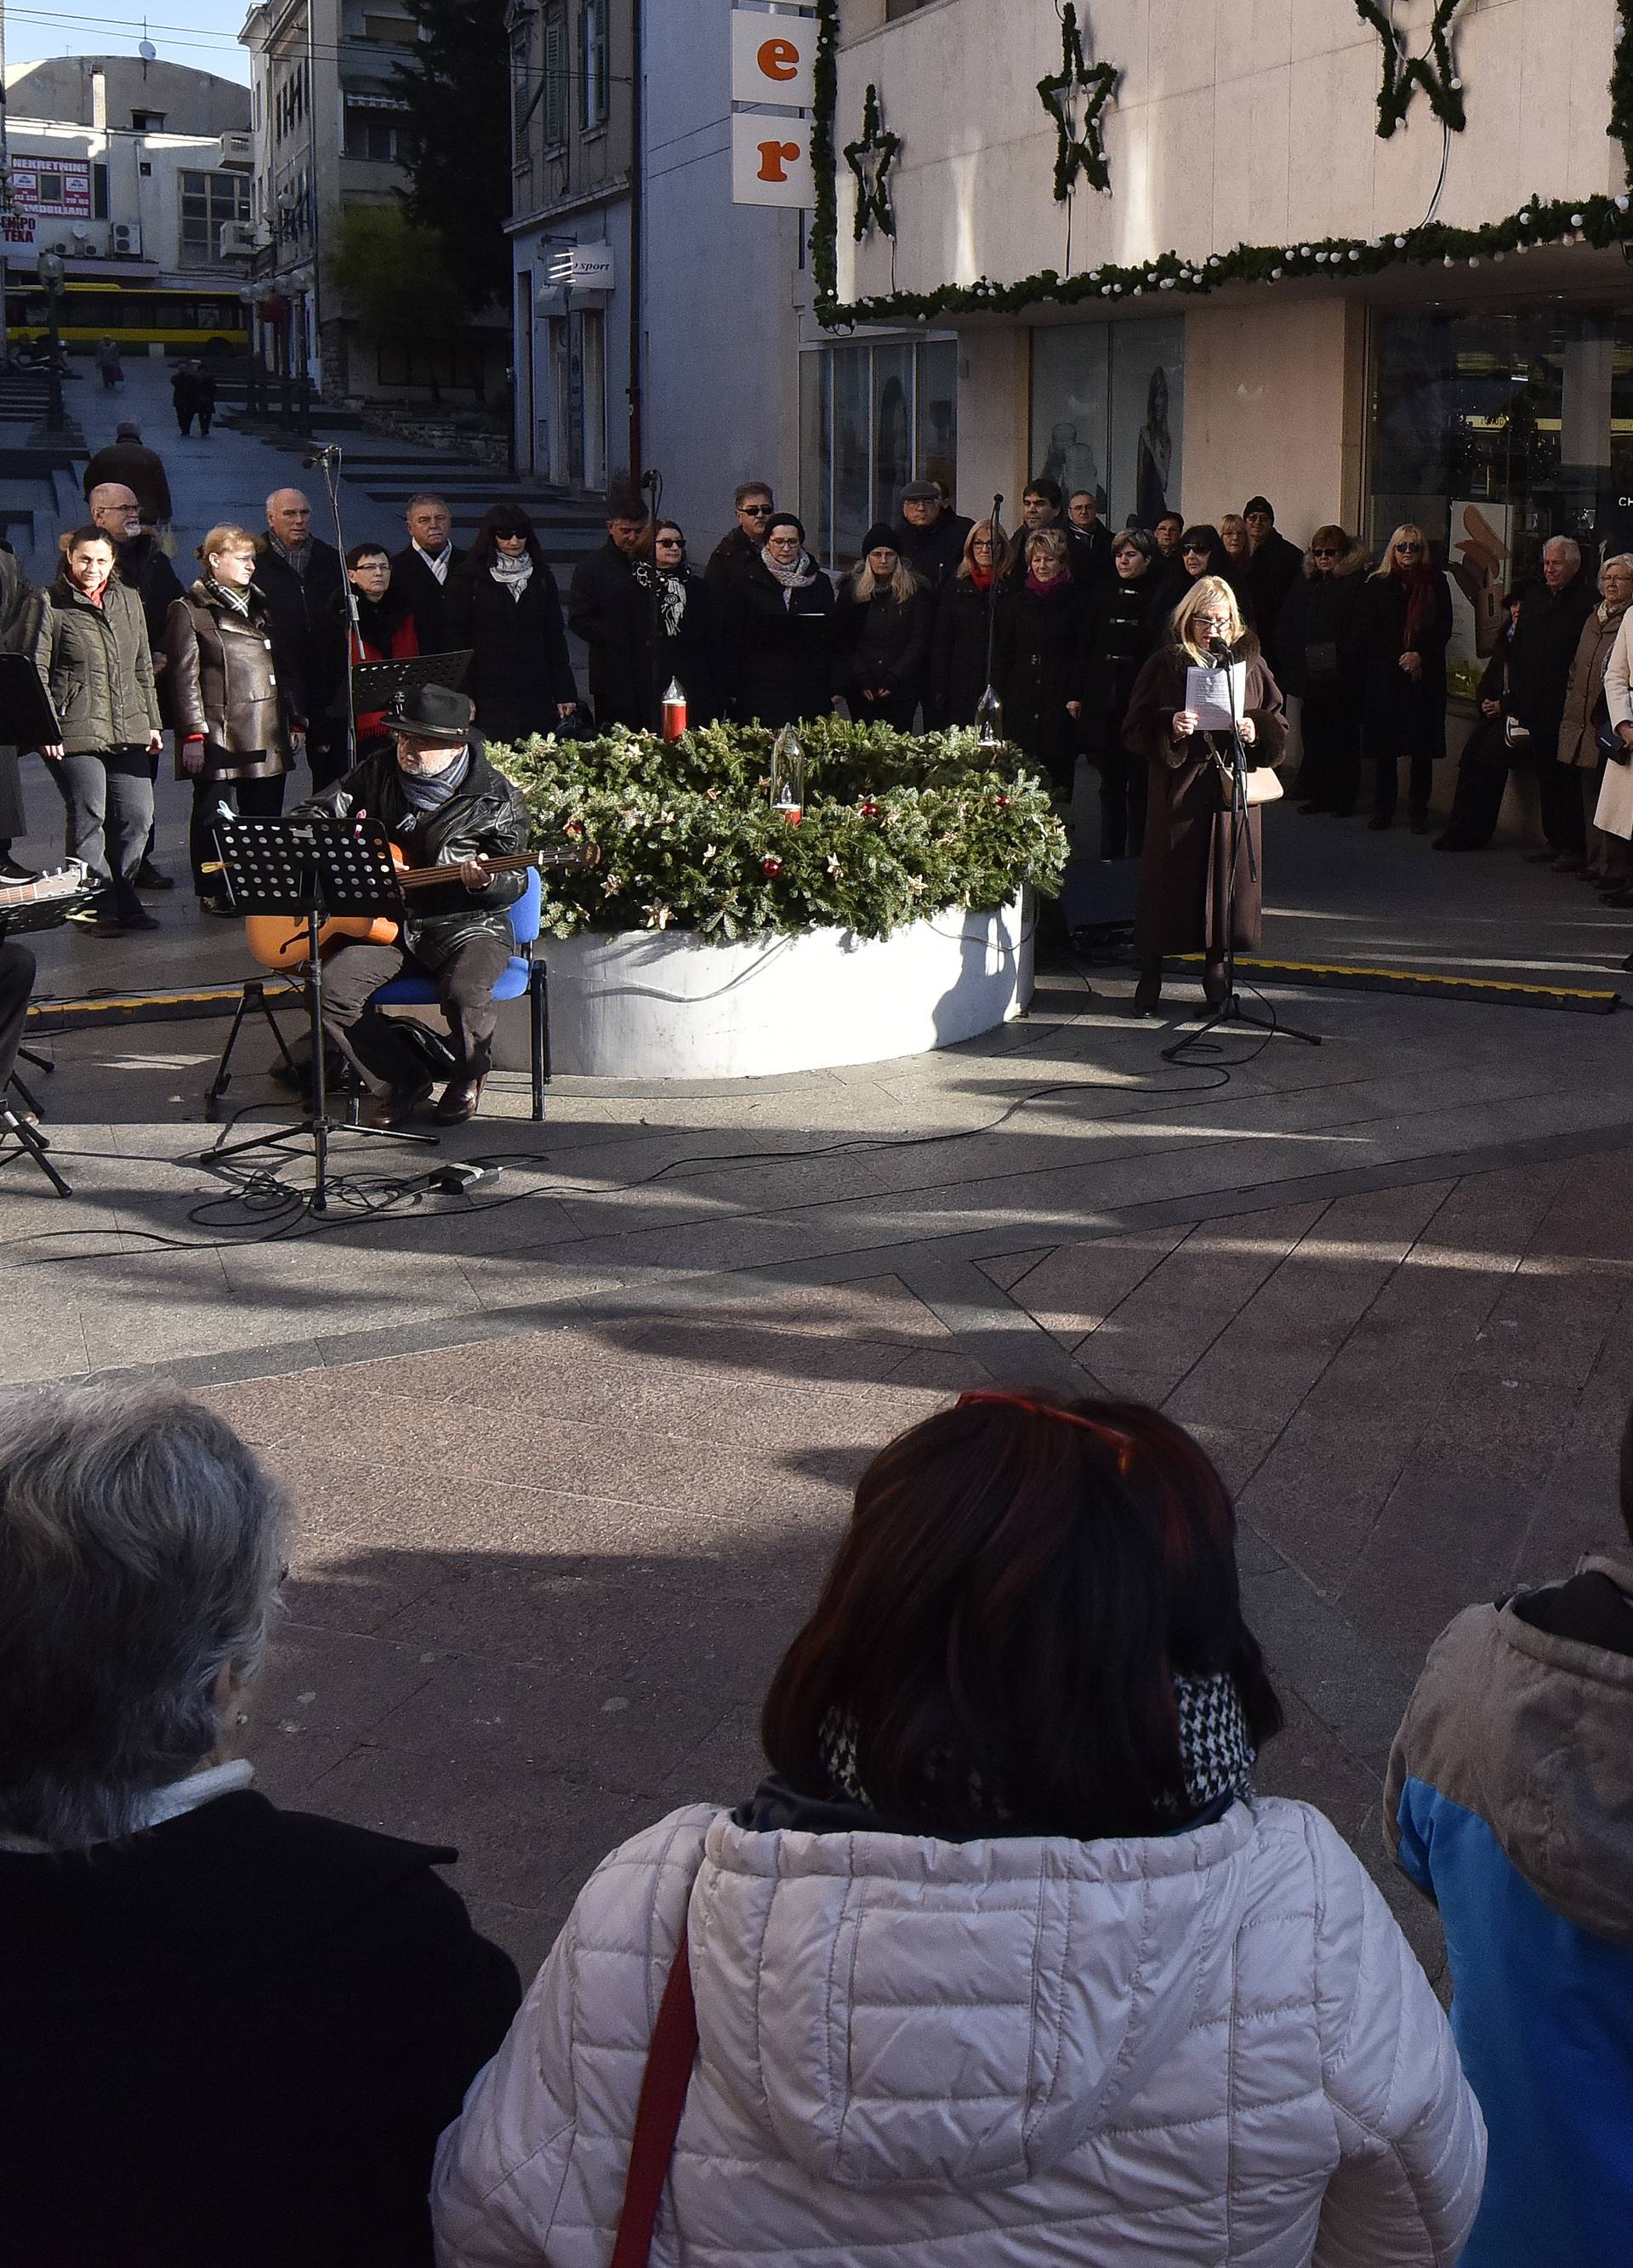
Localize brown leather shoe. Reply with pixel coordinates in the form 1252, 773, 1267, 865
367, 1078, 434, 1129
434, 1076, 485, 1125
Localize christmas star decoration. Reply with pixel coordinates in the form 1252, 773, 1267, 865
1355, 0, 1467, 139
1038, 3, 1118, 200
845, 83, 902, 242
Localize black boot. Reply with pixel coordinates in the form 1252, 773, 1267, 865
1131, 960, 1164, 1015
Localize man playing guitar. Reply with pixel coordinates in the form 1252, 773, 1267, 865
297, 682, 529, 1127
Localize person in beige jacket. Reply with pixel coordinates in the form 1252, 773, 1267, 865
435, 1392, 1485, 2267
1557, 552, 1633, 887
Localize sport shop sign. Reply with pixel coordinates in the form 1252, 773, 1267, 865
730, 8, 816, 207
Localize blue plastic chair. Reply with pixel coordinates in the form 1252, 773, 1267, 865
367, 866, 551, 1118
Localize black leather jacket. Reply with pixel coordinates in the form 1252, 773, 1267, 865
298, 734, 528, 968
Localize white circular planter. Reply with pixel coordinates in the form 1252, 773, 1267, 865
535, 893, 1033, 1079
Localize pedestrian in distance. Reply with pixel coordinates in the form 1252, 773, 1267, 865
254, 487, 348, 792
1275, 523, 1369, 818
1124, 576, 1288, 1015
88, 480, 185, 892
704, 480, 777, 601
834, 521, 934, 731
164, 523, 293, 913
1359, 525, 1454, 832
171, 360, 202, 437
1386, 1390, 1633, 2268
82, 420, 172, 529
566, 479, 657, 730
435, 1388, 1484, 2268
726, 511, 836, 731
890, 477, 971, 595
94, 336, 123, 391
392, 494, 466, 656
1082, 527, 1162, 858
0, 1381, 521, 2268
991, 526, 1090, 799
193, 361, 218, 438
442, 505, 578, 749
23, 527, 164, 937
927, 518, 1013, 732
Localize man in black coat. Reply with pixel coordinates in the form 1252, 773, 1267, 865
89, 480, 187, 887
256, 485, 349, 789
1243, 496, 1305, 670
1066, 490, 1116, 588
566, 485, 657, 729
83, 420, 173, 527
391, 493, 468, 655
704, 479, 776, 600
300, 683, 530, 1126
1506, 536, 1600, 861
891, 478, 971, 595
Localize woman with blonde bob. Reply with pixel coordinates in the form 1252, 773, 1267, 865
1123, 577, 1288, 1013
834, 520, 934, 728
435, 1388, 1484, 2266
928, 518, 1014, 727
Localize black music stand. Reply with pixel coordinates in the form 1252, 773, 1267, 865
196, 815, 436, 1212
0, 868, 96, 1196
352, 649, 474, 713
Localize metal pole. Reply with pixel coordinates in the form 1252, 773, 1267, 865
0, 0, 10, 374
626, 0, 642, 481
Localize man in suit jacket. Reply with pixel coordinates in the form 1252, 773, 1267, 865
391, 493, 467, 656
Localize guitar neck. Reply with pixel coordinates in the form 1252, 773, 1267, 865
398, 847, 582, 891
0, 875, 77, 911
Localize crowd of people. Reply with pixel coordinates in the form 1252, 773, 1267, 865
9, 1372, 1633, 2263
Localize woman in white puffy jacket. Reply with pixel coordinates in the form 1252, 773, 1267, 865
435, 1389, 1485, 2268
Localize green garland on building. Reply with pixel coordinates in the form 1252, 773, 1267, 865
845, 83, 902, 240
1038, 3, 1118, 199
811, 0, 1633, 330
1354, 0, 1467, 139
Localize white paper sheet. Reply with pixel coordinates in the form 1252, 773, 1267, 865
1185, 662, 1249, 733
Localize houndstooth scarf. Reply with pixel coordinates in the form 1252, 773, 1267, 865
634, 559, 688, 638
818, 1672, 1255, 1830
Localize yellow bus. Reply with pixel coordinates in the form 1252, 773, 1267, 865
7, 282, 248, 354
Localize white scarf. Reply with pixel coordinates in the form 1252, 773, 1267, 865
415, 540, 453, 585
490, 552, 533, 601
0, 1757, 254, 1853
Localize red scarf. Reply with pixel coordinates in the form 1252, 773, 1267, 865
1396, 561, 1437, 648
970, 566, 993, 593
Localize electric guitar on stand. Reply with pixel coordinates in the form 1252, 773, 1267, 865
240, 841, 598, 971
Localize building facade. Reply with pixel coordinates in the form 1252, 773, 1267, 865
238, 0, 505, 404
806, 0, 1633, 613
1, 58, 253, 348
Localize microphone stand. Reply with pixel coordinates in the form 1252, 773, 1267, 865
1163, 638, 1320, 1062
977, 490, 1004, 731
303, 442, 360, 775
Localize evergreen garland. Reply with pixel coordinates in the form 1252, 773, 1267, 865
808, 0, 840, 304
1038, 3, 1118, 199
845, 83, 902, 241
1353, 0, 1467, 139
1611, 0, 1633, 178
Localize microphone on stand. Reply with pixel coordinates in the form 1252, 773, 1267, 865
976, 491, 1005, 742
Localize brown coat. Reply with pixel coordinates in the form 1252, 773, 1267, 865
163, 582, 290, 784
1557, 600, 1629, 770
1123, 641, 1287, 958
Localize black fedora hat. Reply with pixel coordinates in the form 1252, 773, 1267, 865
381, 681, 475, 745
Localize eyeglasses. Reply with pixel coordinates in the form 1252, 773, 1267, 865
1395, 541, 1423, 555
971, 539, 996, 552
741, 504, 774, 518
1311, 547, 1340, 561
656, 535, 685, 548
1182, 544, 1209, 558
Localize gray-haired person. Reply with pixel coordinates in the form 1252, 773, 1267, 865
0, 1382, 520, 2268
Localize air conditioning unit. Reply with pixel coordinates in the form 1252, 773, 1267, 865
219, 222, 261, 256
219, 131, 253, 166
111, 221, 142, 256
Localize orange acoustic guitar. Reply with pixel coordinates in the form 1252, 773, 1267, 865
242, 841, 599, 971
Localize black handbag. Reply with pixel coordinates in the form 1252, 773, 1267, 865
1597, 707, 1630, 764
1304, 640, 1340, 688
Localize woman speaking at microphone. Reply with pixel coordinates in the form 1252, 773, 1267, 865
1122, 578, 1287, 1016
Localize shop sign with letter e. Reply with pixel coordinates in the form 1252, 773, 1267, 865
731, 111, 814, 205
731, 3, 816, 206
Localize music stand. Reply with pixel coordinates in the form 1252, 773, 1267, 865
0, 867, 97, 1196
196, 815, 436, 1211
352, 649, 474, 712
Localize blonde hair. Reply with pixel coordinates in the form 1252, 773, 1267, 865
1373, 523, 1429, 579
1026, 527, 1070, 571
959, 519, 1014, 581
198, 523, 259, 568
851, 548, 924, 607
1220, 514, 1250, 556
1170, 575, 1247, 662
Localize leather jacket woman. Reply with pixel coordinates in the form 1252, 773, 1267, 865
163, 578, 290, 783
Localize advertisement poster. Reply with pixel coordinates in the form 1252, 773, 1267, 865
1447, 499, 1512, 695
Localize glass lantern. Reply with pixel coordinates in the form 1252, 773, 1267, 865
770, 725, 805, 821
975, 684, 1004, 748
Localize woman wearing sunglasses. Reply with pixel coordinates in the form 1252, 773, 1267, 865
1359, 526, 1454, 832
435, 1390, 1483, 2267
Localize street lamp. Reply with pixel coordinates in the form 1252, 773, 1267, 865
35, 247, 65, 433
239, 279, 271, 419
